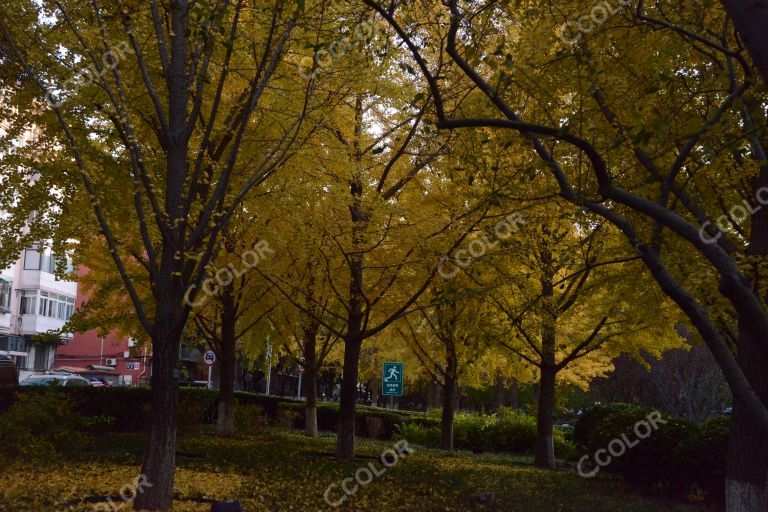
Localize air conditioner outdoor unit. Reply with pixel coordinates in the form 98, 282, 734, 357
105, 358, 118, 367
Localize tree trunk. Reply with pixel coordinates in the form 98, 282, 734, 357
534, 245, 558, 470
440, 376, 457, 451
720, 0, 768, 85
726, 172, 768, 511
510, 378, 519, 410
336, 335, 362, 460
425, 380, 436, 411
727, 323, 768, 511
495, 372, 505, 411
337, 134, 366, 461
336, 255, 364, 459
134, 307, 182, 511
134, 4, 190, 507
304, 332, 319, 437
534, 363, 557, 469
217, 284, 237, 438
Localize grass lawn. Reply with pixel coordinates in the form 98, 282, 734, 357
0, 429, 713, 512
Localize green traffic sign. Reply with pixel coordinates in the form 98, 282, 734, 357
382, 362, 403, 397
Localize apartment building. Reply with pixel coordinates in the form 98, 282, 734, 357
0, 247, 77, 381
1, 109, 144, 384
54, 268, 151, 386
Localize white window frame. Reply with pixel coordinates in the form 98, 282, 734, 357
0, 279, 10, 311
23, 249, 41, 270
38, 291, 75, 320
20, 290, 37, 315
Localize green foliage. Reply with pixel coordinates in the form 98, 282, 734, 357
453, 411, 494, 451
0, 387, 579, 458
234, 403, 267, 432
29, 332, 62, 346
485, 407, 539, 454
396, 407, 575, 458
0, 390, 89, 462
573, 403, 647, 451
394, 422, 441, 448
0, 387, 218, 434
178, 389, 215, 435
263, 399, 420, 438
670, 416, 729, 505
574, 403, 726, 504
0, 387, 424, 441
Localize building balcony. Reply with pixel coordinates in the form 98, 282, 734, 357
19, 269, 77, 295
20, 314, 71, 337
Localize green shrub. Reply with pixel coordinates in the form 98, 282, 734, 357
178, 389, 216, 435
453, 411, 493, 451
573, 402, 639, 450
0, 386, 577, 459
670, 415, 728, 505
0, 390, 88, 462
553, 434, 577, 460
574, 403, 725, 504
486, 407, 537, 453
234, 403, 266, 432
583, 404, 693, 487
393, 422, 441, 447
0, 387, 421, 441
395, 407, 575, 458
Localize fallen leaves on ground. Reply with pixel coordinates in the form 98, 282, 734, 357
0, 429, 712, 512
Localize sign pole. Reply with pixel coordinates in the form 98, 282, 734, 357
297, 371, 302, 399
203, 350, 217, 389
382, 362, 404, 408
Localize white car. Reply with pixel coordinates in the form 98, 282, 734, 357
20, 373, 92, 387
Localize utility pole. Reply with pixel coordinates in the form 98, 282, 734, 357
265, 340, 272, 396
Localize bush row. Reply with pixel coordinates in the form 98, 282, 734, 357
394, 407, 576, 458
573, 403, 728, 505
0, 387, 576, 459
0, 386, 422, 439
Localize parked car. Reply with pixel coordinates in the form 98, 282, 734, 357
179, 380, 209, 388
20, 373, 91, 387
0, 352, 18, 386
87, 377, 110, 387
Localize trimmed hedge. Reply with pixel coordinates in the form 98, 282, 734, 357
0, 387, 576, 458
574, 403, 728, 505
0, 386, 421, 440
0, 389, 90, 462
234, 395, 421, 439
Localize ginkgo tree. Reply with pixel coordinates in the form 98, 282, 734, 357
0, 1, 319, 508
191, 221, 277, 438
477, 208, 683, 468
270, 301, 343, 436
259, 47, 486, 459
363, 1, 768, 508
396, 283, 493, 451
